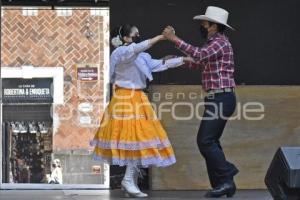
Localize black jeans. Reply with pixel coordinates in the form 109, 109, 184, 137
197, 92, 238, 188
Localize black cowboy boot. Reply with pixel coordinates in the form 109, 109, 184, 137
204, 181, 236, 198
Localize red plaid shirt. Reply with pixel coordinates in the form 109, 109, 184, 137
175, 33, 236, 91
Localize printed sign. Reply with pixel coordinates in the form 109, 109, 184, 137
79, 116, 92, 125
77, 63, 99, 82
2, 78, 53, 103
78, 102, 93, 113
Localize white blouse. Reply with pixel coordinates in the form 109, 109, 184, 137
110, 39, 184, 89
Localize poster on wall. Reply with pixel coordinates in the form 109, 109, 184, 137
76, 63, 99, 82
2, 78, 53, 103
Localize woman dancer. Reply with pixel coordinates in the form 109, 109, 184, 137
91, 24, 193, 197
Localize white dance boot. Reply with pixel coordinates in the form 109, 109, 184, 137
121, 165, 148, 198
133, 167, 148, 197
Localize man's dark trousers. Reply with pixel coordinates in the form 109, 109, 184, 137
197, 92, 239, 188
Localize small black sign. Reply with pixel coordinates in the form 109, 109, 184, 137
2, 78, 53, 103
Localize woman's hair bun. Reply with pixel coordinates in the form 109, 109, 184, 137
111, 26, 124, 48
111, 35, 123, 48
110, 24, 134, 48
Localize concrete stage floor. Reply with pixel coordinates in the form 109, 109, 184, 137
0, 190, 272, 200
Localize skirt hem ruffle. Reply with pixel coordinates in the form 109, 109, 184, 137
92, 154, 176, 168
90, 138, 171, 150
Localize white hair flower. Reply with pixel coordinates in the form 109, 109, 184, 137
111, 36, 123, 48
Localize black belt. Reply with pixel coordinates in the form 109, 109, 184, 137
207, 88, 235, 94
206, 88, 235, 99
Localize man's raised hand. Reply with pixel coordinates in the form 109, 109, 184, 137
163, 26, 177, 41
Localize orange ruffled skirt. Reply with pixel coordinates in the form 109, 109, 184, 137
90, 87, 176, 167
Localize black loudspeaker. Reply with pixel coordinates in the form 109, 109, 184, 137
265, 147, 300, 200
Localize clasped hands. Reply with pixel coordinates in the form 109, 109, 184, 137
161, 26, 194, 63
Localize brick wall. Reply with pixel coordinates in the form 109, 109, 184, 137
1, 8, 110, 151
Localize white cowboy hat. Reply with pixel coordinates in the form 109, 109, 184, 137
193, 6, 234, 30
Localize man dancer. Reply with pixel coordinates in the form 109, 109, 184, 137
163, 6, 239, 198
